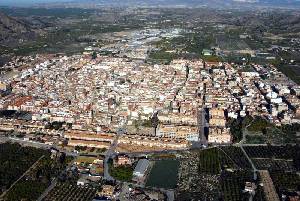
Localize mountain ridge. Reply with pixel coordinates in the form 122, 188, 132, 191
0, 11, 39, 46
66, 0, 300, 8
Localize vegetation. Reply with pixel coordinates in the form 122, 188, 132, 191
220, 170, 253, 201
108, 159, 133, 182
244, 145, 300, 160
148, 50, 178, 64
245, 123, 300, 144
220, 146, 252, 169
277, 64, 300, 84
149, 153, 176, 159
45, 121, 64, 130
247, 116, 273, 132
133, 116, 159, 129
198, 148, 221, 174
0, 142, 73, 201
228, 116, 299, 144
5, 153, 72, 201
270, 171, 300, 195
227, 118, 243, 142
245, 135, 265, 144
43, 182, 96, 201
227, 116, 253, 142
201, 55, 222, 62
91, 51, 97, 59
0, 142, 48, 194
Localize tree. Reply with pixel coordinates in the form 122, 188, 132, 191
92, 51, 97, 59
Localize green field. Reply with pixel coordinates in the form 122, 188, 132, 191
146, 160, 179, 189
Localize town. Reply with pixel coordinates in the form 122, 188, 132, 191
1, 30, 300, 148
0, 4, 300, 201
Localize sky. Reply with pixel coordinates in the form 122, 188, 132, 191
0, 0, 65, 6
0, 0, 300, 6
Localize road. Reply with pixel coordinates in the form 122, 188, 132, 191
36, 178, 57, 201
197, 108, 208, 146
103, 128, 125, 181
237, 118, 255, 145
36, 157, 76, 201
1, 136, 78, 157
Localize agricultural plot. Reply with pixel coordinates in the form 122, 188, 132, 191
177, 150, 220, 201
243, 145, 299, 159
252, 159, 296, 171
269, 170, 300, 196
4, 153, 72, 201
244, 145, 300, 172
177, 147, 253, 201
220, 170, 254, 201
219, 146, 252, 169
146, 159, 179, 189
278, 64, 300, 85
0, 142, 49, 195
5, 179, 48, 201
243, 37, 269, 50
43, 182, 96, 201
216, 35, 250, 51
197, 147, 222, 174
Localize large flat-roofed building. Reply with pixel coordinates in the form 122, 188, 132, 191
208, 128, 232, 144
64, 130, 115, 143
133, 159, 150, 178
68, 139, 111, 149
118, 135, 188, 149
157, 125, 199, 141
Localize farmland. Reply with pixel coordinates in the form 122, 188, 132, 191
216, 35, 250, 51
177, 147, 254, 201
270, 171, 300, 196
0, 142, 49, 195
42, 182, 97, 201
243, 145, 300, 160
220, 170, 254, 201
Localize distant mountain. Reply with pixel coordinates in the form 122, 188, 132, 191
0, 12, 29, 35
0, 12, 39, 46
65, 0, 300, 8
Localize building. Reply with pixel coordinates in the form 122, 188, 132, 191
68, 139, 110, 149
97, 185, 114, 198
133, 159, 150, 178
244, 182, 256, 193
202, 49, 214, 56
114, 155, 132, 167
157, 125, 199, 141
208, 128, 232, 144
77, 178, 90, 186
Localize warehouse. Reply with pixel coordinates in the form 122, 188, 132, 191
133, 159, 150, 178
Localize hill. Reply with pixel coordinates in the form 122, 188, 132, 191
0, 12, 39, 46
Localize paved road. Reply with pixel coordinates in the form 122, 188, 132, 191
103, 128, 125, 181
36, 156, 76, 201
198, 108, 208, 146
1, 136, 78, 157
36, 178, 57, 201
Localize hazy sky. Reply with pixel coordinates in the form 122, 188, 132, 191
0, 0, 65, 6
